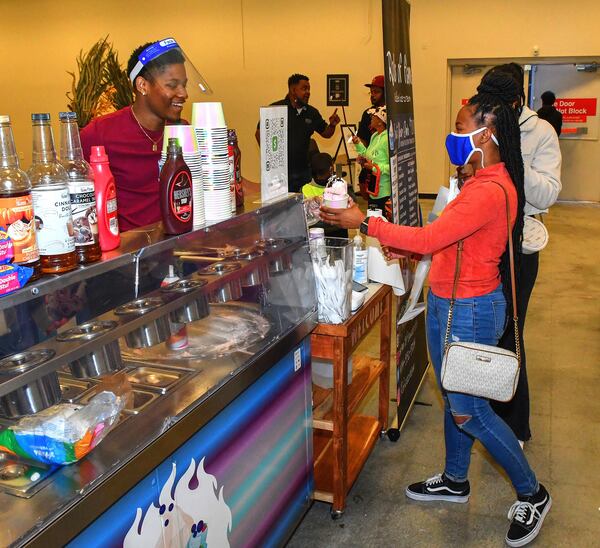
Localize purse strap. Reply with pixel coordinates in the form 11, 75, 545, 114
443, 181, 520, 363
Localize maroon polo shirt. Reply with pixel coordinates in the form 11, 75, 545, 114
80, 106, 163, 232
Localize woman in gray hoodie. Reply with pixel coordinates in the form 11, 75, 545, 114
481, 63, 562, 444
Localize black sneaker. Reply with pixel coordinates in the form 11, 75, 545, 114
506, 483, 552, 547
405, 473, 470, 503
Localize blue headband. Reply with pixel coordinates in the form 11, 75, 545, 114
129, 37, 180, 84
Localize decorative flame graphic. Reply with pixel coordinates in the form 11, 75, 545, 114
124, 458, 232, 547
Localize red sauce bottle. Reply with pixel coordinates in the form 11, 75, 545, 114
159, 138, 193, 235
89, 146, 120, 251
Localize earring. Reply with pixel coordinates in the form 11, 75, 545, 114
142, 91, 146, 96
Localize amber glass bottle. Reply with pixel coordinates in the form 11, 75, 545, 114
0, 115, 41, 279
27, 113, 77, 274
59, 112, 102, 264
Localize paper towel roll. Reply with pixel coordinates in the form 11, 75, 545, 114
366, 209, 406, 295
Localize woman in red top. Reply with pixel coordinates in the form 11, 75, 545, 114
321, 74, 551, 548
80, 40, 188, 231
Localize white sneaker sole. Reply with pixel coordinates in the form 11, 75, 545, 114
405, 487, 470, 504
505, 496, 552, 548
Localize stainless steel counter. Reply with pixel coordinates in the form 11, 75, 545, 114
0, 194, 317, 546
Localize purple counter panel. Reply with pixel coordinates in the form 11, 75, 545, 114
68, 339, 313, 548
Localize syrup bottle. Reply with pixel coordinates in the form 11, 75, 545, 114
159, 138, 193, 235
0, 115, 41, 279
89, 146, 120, 251
59, 112, 102, 264
27, 113, 77, 274
228, 129, 244, 208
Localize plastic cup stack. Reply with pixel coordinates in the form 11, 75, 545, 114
192, 102, 232, 222
161, 125, 205, 227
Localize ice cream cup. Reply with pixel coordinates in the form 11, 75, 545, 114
323, 195, 349, 209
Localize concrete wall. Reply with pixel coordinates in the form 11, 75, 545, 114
410, 0, 600, 195
0, 0, 383, 183
2, 0, 599, 198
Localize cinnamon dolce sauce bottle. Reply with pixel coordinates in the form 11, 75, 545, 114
27, 113, 77, 274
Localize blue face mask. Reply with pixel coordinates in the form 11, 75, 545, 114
445, 127, 499, 167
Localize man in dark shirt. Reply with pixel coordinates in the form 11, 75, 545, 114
256, 73, 340, 192
357, 75, 385, 145
537, 90, 562, 136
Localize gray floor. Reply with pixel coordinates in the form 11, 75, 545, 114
288, 201, 600, 547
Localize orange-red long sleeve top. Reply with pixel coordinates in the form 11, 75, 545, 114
368, 162, 517, 298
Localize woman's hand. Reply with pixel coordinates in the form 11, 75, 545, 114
319, 203, 366, 229
381, 245, 407, 260
351, 135, 360, 144
363, 160, 374, 170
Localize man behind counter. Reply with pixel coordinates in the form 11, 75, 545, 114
357, 75, 385, 146
80, 39, 188, 231
256, 74, 340, 193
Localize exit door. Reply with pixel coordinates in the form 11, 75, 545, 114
449, 62, 599, 203
532, 64, 600, 202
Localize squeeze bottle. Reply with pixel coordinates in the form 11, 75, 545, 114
89, 146, 120, 251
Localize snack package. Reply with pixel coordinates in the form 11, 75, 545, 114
0, 263, 33, 297
0, 391, 125, 465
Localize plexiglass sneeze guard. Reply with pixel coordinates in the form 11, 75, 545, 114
0, 194, 317, 547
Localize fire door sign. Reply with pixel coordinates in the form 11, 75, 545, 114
554, 97, 598, 140
555, 98, 597, 123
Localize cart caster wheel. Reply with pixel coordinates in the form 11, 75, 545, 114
380, 429, 387, 439
387, 427, 400, 442
330, 509, 344, 520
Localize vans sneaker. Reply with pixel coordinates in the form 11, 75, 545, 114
506, 483, 552, 547
405, 473, 470, 503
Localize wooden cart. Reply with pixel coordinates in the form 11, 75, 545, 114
311, 283, 392, 516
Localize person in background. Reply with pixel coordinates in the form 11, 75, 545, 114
537, 90, 563, 136
352, 106, 390, 210
80, 39, 188, 232
255, 74, 340, 193
482, 63, 562, 446
302, 152, 353, 239
357, 75, 386, 146
320, 73, 551, 548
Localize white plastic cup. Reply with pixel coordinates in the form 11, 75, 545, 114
192, 102, 227, 128
323, 195, 349, 209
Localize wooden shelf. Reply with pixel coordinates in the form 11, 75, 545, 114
312, 355, 385, 429
309, 283, 392, 513
313, 414, 381, 500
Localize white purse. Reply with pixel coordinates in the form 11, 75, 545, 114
440, 182, 520, 402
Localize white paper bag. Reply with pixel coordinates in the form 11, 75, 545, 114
366, 210, 405, 295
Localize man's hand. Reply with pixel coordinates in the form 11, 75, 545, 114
319, 202, 365, 229
329, 108, 340, 126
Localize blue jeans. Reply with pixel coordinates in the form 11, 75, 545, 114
426, 286, 538, 496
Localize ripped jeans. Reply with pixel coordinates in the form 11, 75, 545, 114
426, 287, 538, 496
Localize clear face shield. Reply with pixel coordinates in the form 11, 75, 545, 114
129, 37, 212, 121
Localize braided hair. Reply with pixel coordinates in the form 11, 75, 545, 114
467, 71, 525, 317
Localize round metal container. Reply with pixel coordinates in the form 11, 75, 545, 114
256, 238, 291, 251
226, 251, 269, 287
209, 279, 243, 303
115, 297, 172, 348
257, 238, 293, 275
56, 320, 123, 379
0, 349, 61, 418
200, 262, 244, 303
201, 261, 242, 276
219, 245, 259, 258
162, 279, 210, 323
